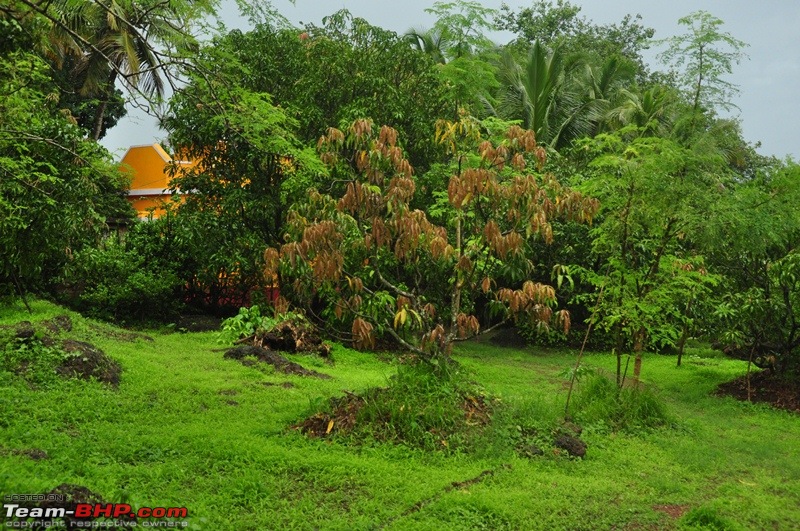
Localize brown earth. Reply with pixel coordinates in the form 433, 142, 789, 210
58, 339, 122, 387
652, 504, 690, 519
224, 345, 331, 379
249, 319, 332, 358
715, 370, 800, 412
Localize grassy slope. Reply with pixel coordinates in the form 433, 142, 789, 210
1, 300, 798, 530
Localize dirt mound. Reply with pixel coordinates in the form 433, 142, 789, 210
13, 321, 36, 339
1, 321, 123, 388
247, 319, 331, 358
294, 388, 493, 443
554, 433, 587, 458
1, 447, 49, 460
58, 340, 122, 387
715, 370, 800, 412
43, 315, 73, 334
295, 392, 366, 437
224, 345, 331, 379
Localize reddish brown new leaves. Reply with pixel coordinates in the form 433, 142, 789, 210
265, 118, 598, 354
352, 317, 374, 350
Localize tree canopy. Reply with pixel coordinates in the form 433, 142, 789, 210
4, 0, 800, 385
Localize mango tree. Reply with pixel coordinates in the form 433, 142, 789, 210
264, 117, 598, 360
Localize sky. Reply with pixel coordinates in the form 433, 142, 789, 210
100, 0, 800, 161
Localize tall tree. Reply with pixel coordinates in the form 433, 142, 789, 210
491, 41, 585, 149
0, 48, 132, 302
656, 11, 748, 131
11, 0, 216, 139
578, 131, 727, 385
160, 45, 325, 311
406, 1, 500, 118
496, 0, 654, 76
219, 10, 450, 172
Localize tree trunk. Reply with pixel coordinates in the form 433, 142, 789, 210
448, 214, 463, 342
676, 327, 688, 367
614, 324, 624, 387
676, 296, 693, 367
91, 70, 118, 141
632, 326, 645, 387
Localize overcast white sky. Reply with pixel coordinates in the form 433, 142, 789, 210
101, 0, 800, 161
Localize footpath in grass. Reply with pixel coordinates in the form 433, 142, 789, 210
1, 300, 798, 530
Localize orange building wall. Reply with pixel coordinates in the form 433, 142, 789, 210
120, 144, 194, 219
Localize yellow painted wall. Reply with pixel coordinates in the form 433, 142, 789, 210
121, 144, 172, 191
120, 144, 194, 219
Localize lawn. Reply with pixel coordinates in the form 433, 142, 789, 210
1, 300, 798, 530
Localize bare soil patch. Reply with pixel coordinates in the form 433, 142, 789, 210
224, 345, 331, 379
715, 370, 800, 412
295, 391, 367, 437
652, 504, 690, 519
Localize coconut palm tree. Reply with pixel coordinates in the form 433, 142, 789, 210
18, 0, 201, 140
490, 41, 585, 149
605, 86, 675, 137
405, 28, 449, 65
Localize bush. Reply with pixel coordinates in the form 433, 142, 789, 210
570, 373, 671, 432
305, 360, 490, 452
60, 240, 182, 324
218, 305, 279, 344
353, 361, 479, 451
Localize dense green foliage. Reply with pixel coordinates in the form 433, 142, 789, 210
216, 10, 451, 171
0, 47, 132, 300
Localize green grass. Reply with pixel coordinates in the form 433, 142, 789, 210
1, 300, 799, 530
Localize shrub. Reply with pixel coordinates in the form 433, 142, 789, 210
306, 360, 490, 452
218, 305, 279, 344
570, 373, 671, 432
352, 361, 477, 451
60, 240, 182, 324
